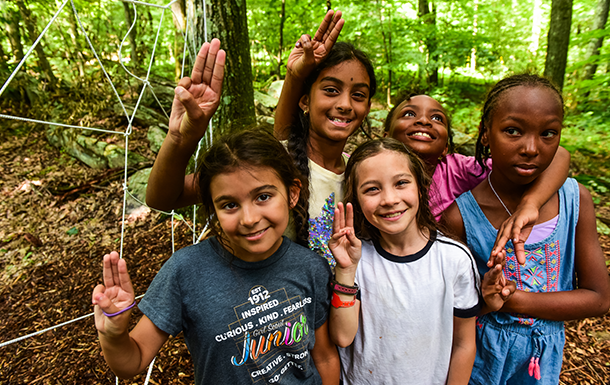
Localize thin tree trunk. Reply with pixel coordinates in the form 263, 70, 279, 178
277, 0, 285, 78
418, 0, 438, 87
68, 10, 85, 77
4, 8, 24, 62
582, 0, 609, 80
544, 0, 573, 90
122, 2, 140, 68
378, 0, 392, 105
190, 0, 255, 133
171, 0, 186, 82
0, 34, 8, 72
16, 0, 57, 88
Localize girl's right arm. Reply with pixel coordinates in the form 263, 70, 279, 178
92, 252, 169, 378
274, 10, 344, 140
146, 39, 225, 211
327, 203, 362, 347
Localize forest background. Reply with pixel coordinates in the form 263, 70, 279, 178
0, 0, 609, 384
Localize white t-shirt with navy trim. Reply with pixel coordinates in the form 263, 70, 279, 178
339, 232, 480, 385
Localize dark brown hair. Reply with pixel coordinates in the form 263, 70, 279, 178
475, 74, 564, 172
197, 129, 309, 248
344, 138, 438, 242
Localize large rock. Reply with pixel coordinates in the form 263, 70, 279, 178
147, 124, 168, 153
254, 90, 278, 117
46, 126, 148, 169
126, 167, 152, 214
267, 80, 284, 99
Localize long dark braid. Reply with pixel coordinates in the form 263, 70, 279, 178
475, 74, 564, 172
286, 41, 377, 186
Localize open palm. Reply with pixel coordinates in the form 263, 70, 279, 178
168, 38, 226, 146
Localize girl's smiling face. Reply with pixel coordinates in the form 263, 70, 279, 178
388, 95, 449, 166
356, 150, 421, 241
211, 166, 299, 262
299, 60, 371, 144
483, 86, 563, 186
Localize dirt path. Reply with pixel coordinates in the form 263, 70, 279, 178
0, 129, 609, 384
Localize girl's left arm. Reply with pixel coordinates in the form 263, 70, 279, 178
446, 316, 476, 385
492, 146, 570, 265
500, 184, 610, 320
311, 320, 340, 385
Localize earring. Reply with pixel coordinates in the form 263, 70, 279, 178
303, 109, 309, 116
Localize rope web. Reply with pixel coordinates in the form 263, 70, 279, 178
0, 0, 210, 382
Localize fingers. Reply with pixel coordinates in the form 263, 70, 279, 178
191, 41, 211, 84
313, 10, 335, 42
490, 219, 512, 266
102, 252, 120, 288
174, 86, 203, 122
201, 38, 221, 86
209, 49, 226, 94
323, 16, 344, 51
92, 284, 106, 305
117, 258, 135, 296
345, 202, 354, 229
177, 76, 192, 90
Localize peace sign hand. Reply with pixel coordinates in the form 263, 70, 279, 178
329, 202, 361, 277
92, 251, 136, 338
168, 38, 226, 147
287, 10, 344, 80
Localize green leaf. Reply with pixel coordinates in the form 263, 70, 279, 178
66, 227, 79, 236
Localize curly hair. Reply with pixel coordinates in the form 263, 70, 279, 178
197, 129, 310, 248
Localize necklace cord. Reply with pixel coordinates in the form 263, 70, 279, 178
488, 171, 512, 217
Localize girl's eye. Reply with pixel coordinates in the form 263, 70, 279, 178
403, 111, 416, 117
431, 114, 444, 123
353, 92, 367, 99
222, 202, 237, 210
257, 193, 271, 202
363, 186, 379, 194
505, 128, 520, 136
323, 87, 339, 94
541, 130, 558, 138
397, 179, 410, 187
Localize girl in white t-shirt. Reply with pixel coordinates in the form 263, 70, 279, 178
327, 138, 505, 385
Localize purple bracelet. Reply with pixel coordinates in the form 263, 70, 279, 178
102, 300, 136, 317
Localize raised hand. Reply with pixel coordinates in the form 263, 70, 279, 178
168, 38, 226, 147
328, 202, 361, 274
481, 249, 515, 312
92, 251, 136, 337
490, 203, 537, 267
287, 10, 344, 80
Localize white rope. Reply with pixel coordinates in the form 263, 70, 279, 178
0, 114, 126, 135
0, 0, 207, 382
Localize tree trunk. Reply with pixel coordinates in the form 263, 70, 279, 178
277, 0, 285, 78
0, 34, 8, 72
378, 0, 392, 105
544, 0, 573, 90
582, 0, 609, 80
4, 8, 24, 63
171, 0, 186, 82
122, 2, 140, 68
16, 0, 57, 88
418, 0, 438, 87
68, 10, 86, 77
189, 0, 256, 133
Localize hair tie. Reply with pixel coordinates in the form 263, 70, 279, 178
102, 300, 136, 317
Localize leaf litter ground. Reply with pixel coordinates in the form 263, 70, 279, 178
0, 126, 609, 384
